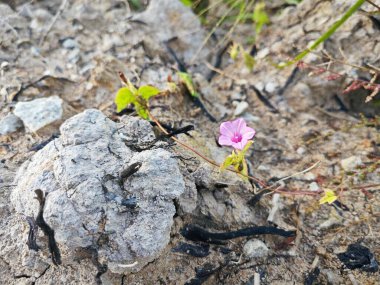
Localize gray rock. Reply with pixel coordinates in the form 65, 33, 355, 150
135, 0, 208, 62
341, 156, 363, 171
0, 113, 23, 135
309, 182, 320, 192
62, 38, 78, 49
265, 82, 278, 93
321, 269, 344, 285
243, 239, 269, 259
10, 109, 188, 275
233, 101, 249, 116
13, 96, 63, 132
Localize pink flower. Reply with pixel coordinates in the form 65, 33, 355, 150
218, 118, 256, 150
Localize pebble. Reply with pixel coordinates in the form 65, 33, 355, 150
0, 113, 23, 135
319, 216, 341, 230
242, 113, 260, 122
304, 172, 316, 180
265, 82, 278, 93
243, 239, 269, 259
309, 182, 320, 192
296, 147, 306, 155
67, 48, 80, 63
233, 101, 249, 116
13, 96, 63, 132
341, 156, 362, 171
256, 47, 269, 59
321, 269, 344, 285
230, 93, 245, 101
62, 38, 78, 49
1, 61, 9, 71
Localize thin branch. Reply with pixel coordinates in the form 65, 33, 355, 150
148, 111, 267, 187
39, 0, 68, 46
365, 0, 380, 10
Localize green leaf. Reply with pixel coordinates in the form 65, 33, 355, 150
178, 72, 199, 98
134, 102, 149, 120
221, 155, 235, 171
319, 189, 338, 205
253, 2, 269, 36
138, 85, 161, 100
115, 87, 136, 113
285, 0, 302, 5
180, 0, 193, 7
243, 51, 255, 71
280, 0, 365, 68
241, 140, 253, 155
229, 42, 240, 60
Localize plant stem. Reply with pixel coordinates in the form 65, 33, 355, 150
283, 0, 366, 67
148, 111, 267, 187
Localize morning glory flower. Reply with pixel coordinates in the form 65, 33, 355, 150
218, 118, 256, 150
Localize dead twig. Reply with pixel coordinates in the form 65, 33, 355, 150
39, 0, 68, 46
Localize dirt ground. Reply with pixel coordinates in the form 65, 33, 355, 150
0, 0, 379, 284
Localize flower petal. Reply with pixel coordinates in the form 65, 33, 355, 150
233, 136, 251, 150
231, 118, 246, 134
242, 126, 256, 140
218, 135, 234, 146
220, 121, 235, 138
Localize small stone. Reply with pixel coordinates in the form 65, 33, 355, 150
256, 48, 269, 59
341, 156, 363, 171
242, 113, 260, 122
265, 82, 277, 93
309, 182, 320, 192
321, 269, 344, 285
62, 38, 78, 49
0, 87, 8, 97
1, 61, 9, 70
319, 217, 341, 230
13, 96, 63, 132
233, 101, 249, 116
230, 93, 244, 101
243, 239, 269, 259
67, 48, 80, 63
0, 113, 23, 135
304, 172, 316, 180
296, 147, 306, 155
257, 165, 269, 171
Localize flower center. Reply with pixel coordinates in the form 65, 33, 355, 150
231, 132, 242, 143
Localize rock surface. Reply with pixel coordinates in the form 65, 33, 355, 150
135, 0, 208, 62
10, 109, 187, 275
0, 113, 23, 135
243, 239, 269, 259
13, 96, 63, 132
340, 156, 363, 172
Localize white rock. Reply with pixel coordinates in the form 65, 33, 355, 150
243, 239, 269, 258
1, 61, 9, 70
304, 172, 316, 181
0, 113, 23, 135
265, 82, 278, 93
242, 113, 260, 122
258, 165, 269, 171
13, 96, 63, 132
230, 93, 244, 101
135, 0, 208, 62
341, 156, 363, 171
319, 217, 342, 230
256, 48, 269, 59
309, 182, 320, 192
234, 101, 249, 116
62, 38, 78, 49
296, 147, 306, 155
